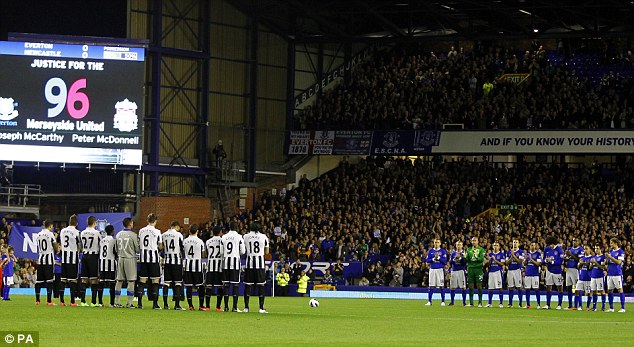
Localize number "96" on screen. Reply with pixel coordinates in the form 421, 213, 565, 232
45, 77, 89, 119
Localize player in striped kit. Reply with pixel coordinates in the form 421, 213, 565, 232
221, 221, 245, 312
58, 214, 82, 306
243, 222, 269, 313
183, 224, 206, 311
80, 216, 101, 307
486, 242, 505, 308
35, 221, 57, 306
161, 221, 185, 310
205, 225, 224, 311
138, 213, 163, 309
98, 225, 117, 307
605, 238, 626, 312
506, 239, 524, 308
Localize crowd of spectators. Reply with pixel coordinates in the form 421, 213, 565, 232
295, 44, 634, 130
234, 156, 634, 293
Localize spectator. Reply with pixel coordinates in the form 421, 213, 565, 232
359, 276, 370, 286
297, 270, 310, 297
275, 267, 290, 296
331, 259, 345, 284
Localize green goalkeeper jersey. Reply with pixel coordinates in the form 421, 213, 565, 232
466, 246, 485, 269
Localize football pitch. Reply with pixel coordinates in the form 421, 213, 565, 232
0, 296, 633, 346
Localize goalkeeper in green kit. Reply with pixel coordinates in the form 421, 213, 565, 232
466, 237, 485, 307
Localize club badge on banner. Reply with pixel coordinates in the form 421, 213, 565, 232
77, 212, 131, 236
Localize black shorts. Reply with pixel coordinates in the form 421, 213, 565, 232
80, 254, 99, 279
222, 269, 240, 284
138, 262, 161, 279
205, 271, 223, 287
99, 271, 116, 282
164, 264, 183, 283
183, 271, 204, 286
37, 264, 54, 283
244, 269, 266, 285
61, 263, 79, 281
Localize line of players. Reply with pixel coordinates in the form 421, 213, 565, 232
424, 236, 627, 312
34, 214, 270, 313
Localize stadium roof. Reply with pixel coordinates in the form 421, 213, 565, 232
229, 0, 634, 42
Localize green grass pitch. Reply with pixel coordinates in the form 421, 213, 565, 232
1, 296, 633, 346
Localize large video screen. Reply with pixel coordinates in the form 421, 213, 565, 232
0, 40, 145, 165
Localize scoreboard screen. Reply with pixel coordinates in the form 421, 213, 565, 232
0, 40, 145, 166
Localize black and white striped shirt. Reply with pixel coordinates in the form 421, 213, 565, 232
162, 229, 184, 265
99, 236, 117, 272
205, 236, 224, 272
221, 230, 245, 270
139, 225, 162, 263
59, 226, 81, 264
244, 232, 269, 270
36, 229, 55, 265
81, 227, 101, 255
183, 235, 204, 272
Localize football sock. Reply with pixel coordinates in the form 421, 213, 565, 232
198, 285, 205, 308
175, 284, 183, 307
216, 287, 223, 309
461, 289, 467, 305
46, 282, 53, 303
536, 290, 541, 306
114, 282, 122, 305
518, 290, 523, 306
58, 283, 65, 303
440, 288, 445, 303
567, 289, 573, 308
488, 291, 492, 305
608, 293, 614, 309
477, 288, 482, 304
151, 283, 160, 306
35, 283, 42, 302
509, 290, 514, 306
186, 286, 193, 307
109, 283, 116, 306
428, 287, 434, 303
469, 288, 474, 305
163, 285, 169, 307
244, 284, 251, 309
232, 284, 239, 309
525, 291, 530, 306
79, 282, 86, 303
546, 292, 551, 307
450, 289, 455, 304
586, 295, 591, 308
592, 293, 598, 309
499, 291, 503, 305
205, 287, 211, 308
137, 282, 145, 307
557, 291, 563, 306
70, 282, 77, 304
601, 294, 606, 310
97, 283, 104, 305
620, 292, 626, 310
258, 285, 265, 310
126, 282, 135, 306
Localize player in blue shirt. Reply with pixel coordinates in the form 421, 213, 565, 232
524, 242, 542, 309
575, 246, 593, 310
589, 244, 607, 311
449, 241, 467, 306
425, 239, 447, 306
564, 238, 584, 310
2, 246, 17, 300
505, 239, 524, 308
542, 237, 564, 310
605, 238, 626, 313
486, 242, 505, 308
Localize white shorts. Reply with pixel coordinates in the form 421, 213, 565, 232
450, 270, 466, 289
2, 276, 14, 286
565, 268, 579, 286
607, 276, 623, 291
429, 268, 445, 287
524, 276, 540, 289
590, 278, 604, 292
545, 270, 563, 286
507, 269, 522, 288
575, 280, 591, 293
488, 271, 503, 289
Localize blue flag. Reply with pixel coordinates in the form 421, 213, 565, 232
8, 225, 41, 260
